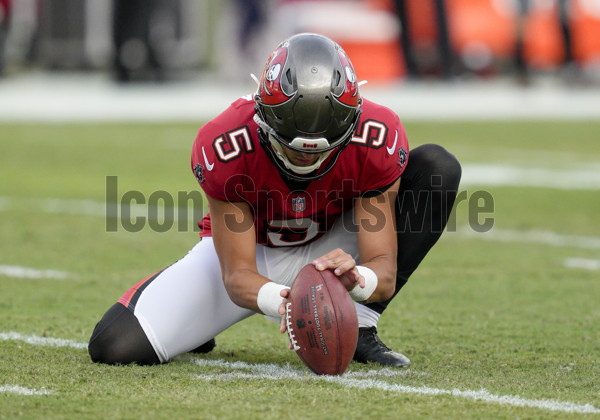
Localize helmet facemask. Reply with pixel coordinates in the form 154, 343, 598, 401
253, 108, 361, 179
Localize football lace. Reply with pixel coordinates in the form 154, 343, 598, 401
285, 302, 301, 351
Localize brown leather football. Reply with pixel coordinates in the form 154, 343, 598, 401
285, 264, 358, 375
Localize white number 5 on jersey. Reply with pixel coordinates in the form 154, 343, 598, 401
266, 218, 320, 246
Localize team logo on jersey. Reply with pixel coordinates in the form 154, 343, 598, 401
193, 163, 205, 184
292, 197, 306, 213
398, 147, 407, 168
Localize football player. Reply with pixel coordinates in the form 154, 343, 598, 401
88, 33, 461, 368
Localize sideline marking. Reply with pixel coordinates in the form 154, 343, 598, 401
564, 257, 600, 271
192, 358, 600, 415
454, 227, 600, 250
0, 385, 53, 396
2, 74, 600, 122
0, 265, 72, 280
0, 331, 87, 350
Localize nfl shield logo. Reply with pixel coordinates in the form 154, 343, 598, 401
292, 196, 305, 213
193, 163, 205, 184
398, 147, 408, 168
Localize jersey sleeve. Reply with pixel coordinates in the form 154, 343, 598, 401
191, 119, 250, 203
358, 112, 409, 195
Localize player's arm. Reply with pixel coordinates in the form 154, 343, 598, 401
207, 195, 288, 314
313, 178, 400, 303
353, 177, 400, 302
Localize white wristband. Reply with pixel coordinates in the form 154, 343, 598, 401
349, 266, 378, 302
256, 282, 289, 319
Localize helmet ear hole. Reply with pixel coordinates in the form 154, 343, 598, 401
286, 69, 293, 85
335, 71, 342, 88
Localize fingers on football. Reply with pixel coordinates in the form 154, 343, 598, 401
332, 259, 357, 276
279, 309, 286, 333
313, 248, 355, 274
278, 291, 289, 334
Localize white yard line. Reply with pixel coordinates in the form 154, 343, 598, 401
0, 265, 72, 280
0, 331, 87, 349
191, 358, 426, 379
564, 257, 600, 271
460, 164, 600, 190
2, 332, 598, 414
0, 385, 54, 396
454, 227, 600, 250
0, 196, 199, 222
325, 377, 600, 414
192, 358, 600, 415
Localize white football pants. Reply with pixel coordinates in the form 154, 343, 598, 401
130, 211, 365, 362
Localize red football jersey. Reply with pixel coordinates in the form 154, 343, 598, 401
191, 96, 409, 247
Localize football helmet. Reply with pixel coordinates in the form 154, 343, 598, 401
254, 33, 362, 181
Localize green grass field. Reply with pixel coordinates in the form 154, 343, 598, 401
1, 121, 599, 419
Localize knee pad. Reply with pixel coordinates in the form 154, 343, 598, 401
411, 144, 462, 189
88, 303, 160, 365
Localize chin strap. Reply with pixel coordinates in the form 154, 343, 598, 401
268, 134, 333, 175
252, 108, 359, 182
256, 126, 351, 182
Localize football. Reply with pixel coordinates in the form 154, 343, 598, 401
285, 264, 358, 375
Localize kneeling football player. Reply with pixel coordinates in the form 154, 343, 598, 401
88, 33, 461, 368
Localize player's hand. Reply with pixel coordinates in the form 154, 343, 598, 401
312, 248, 365, 292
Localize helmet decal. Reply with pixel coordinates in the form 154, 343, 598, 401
266, 63, 281, 82
258, 43, 293, 106
345, 66, 356, 83
335, 46, 359, 107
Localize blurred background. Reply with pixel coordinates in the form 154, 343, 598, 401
0, 0, 599, 122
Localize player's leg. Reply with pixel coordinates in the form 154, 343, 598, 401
355, 143, 461, 366
88, 300, 160, 365
88, 238, 255, 364
374, 143, 461, 310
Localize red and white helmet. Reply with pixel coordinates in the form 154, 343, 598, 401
254, 33, 362, 181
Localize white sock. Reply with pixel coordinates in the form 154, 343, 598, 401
354, 303, 381, 329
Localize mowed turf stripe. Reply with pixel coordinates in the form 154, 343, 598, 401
0, 385, 54, 396
0, 332, 87, 349
192, 359, 600, 415
564, 257, 600, 271
455, 227, 600, 250
0, 265, 72, 280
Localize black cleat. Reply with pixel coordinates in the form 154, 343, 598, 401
190, 338, 216, 354
353, 327, 410, 367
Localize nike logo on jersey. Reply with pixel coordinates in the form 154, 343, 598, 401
202, 147, 215, 171
386, 130, 398, 155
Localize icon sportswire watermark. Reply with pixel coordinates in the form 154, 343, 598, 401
105, 176, 494, 234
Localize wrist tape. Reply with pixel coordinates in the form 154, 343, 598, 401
349, 266, 378, 302
257, 282, 289, 318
